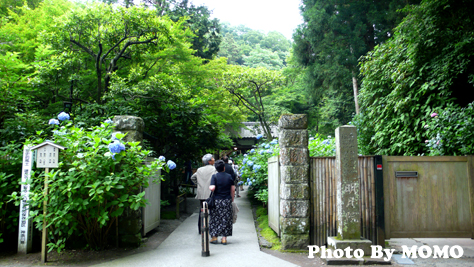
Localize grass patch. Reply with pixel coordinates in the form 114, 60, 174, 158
256, 206, 281, 250
161, 211, 176, 220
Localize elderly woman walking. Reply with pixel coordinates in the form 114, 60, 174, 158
191, 154, 217, 234
209, 160, 235, 245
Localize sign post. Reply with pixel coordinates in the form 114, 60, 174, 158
17, 145, 34, 254
29, 141, 66, 263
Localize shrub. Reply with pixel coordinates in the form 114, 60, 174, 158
234, 139, 278, 205
0, 142, 22, 244
425, 102, 474, 156
11, 116, 172, 251
308, 133, 335, 157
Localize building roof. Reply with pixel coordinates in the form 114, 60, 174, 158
30, 141, 66, 151
235, 122, 279, 139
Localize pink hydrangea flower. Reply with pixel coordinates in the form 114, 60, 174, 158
425, 140, 429, 143
431, 113, 438, 117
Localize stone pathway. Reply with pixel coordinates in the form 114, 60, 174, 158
93, 189, 298, 267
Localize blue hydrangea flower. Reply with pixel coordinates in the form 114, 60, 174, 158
252, 179, 256, 182
252, 164, 260, 171
270, 139, 278, 145
309, 137, 315, 141
256, 134, 263, 140
104, 118, 113, 124
244, 154, 248, 157
242, 158, 247, 164
49, 119, 59, 125
248, 182, 253, 186
259, 150, 264, 155
159, 155, 166, 161
265, 144, 270, 149
266, 149, 272, 153
322, 140, 329, 145
167, 160, 176, 170
250, 149, 255, 153
247, 161, 254, 167
57, 112, 70, 121
108, 140, 126, 159
247, 178, 250, 182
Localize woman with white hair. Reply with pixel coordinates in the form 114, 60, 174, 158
191, 153, 217, 234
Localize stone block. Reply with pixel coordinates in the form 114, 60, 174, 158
280, 165, 309, 184
280, 147, 309, 166
120, 130, 143, 143
327, 236, 372, 256
279, 114, 308, 129
280, 199, 309, 218
113, 116, 145, 132
279, 129, 308, 148
280, 183, 309, 200
281, 233, 309, 250
280, 217, 309, 234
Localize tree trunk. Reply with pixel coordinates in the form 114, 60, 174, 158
96, 44, 103, 104
258, 115, 272, 140
352, 72, 360, 115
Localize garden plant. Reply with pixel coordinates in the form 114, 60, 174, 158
10, 113, 175, 251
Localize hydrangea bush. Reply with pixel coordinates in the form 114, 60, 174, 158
234, 139, 279, 205
308, 134, 336, 157
424, 102, 474, 156
12, 114, 174, 251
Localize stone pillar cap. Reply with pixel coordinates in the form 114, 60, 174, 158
278, 114, 308, 129
113, 116, 145, 132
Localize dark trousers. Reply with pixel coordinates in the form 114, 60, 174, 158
198, 200, 205, 234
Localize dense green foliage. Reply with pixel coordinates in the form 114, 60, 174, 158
356, 0, 474, 155
234, 139, 279, 205
0, 142, 22, 245
425, 103, 474, 156
11, 117, 170, 251
218, 23, 291, 69
293, 0, 420, 135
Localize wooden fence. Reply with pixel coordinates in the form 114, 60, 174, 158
310, 156, 383, 246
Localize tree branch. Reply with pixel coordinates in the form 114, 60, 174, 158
70, 39, 96, 59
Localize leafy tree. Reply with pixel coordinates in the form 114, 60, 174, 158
356, 0, 474, 155
43, 3, 181, 104
218, 34, 242, 65
293, 0, 419, 132
244, 45, 284, 70
142, 0, 221, 60
216, 66, 284, 139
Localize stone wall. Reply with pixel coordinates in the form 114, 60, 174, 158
113, 115, 144, 247
278, 114, 310, 249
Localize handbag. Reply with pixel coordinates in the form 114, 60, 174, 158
206, 191, 216, 209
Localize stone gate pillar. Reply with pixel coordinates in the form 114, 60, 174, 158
113, 115, 145, 247
327, 125, 371, 255
278, 114, 310, 249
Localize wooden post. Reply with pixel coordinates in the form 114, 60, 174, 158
41, 167, 49, 263
201, 202, 210, 257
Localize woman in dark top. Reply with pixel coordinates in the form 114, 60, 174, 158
209, 160, 235, 245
